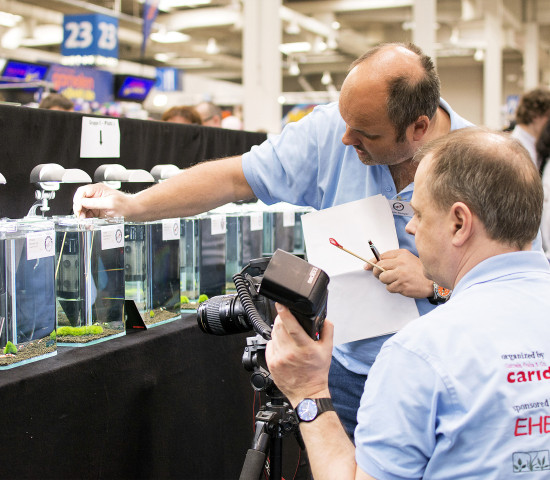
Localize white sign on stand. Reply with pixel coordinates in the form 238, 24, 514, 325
80, 116, 120, 158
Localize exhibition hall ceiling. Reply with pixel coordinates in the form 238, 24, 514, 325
0, 0, 549, 91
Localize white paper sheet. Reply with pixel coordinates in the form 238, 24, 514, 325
301, 195, 419, 345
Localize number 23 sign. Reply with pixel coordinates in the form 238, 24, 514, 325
62, 14, 119, 59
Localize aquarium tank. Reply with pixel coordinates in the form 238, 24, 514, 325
54, 217, 125, 346
180, 212, 226, 310
142, 218, 181, 327
0, 218, 57, 369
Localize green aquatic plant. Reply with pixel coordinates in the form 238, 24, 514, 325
198, 294, 209, 304
50, 330, 57, 340
180, 295, 190, 304
149, 310, 155, 318
56, 325, 104, 337
3, 341, 17, 354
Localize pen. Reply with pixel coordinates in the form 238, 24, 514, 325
368, 240, 381, 262
329, 238, 386, 272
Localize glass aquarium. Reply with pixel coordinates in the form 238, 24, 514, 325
124, 222, 148, 313
292, 206, 313, 258
144, 218, 181, 327
262, 203, 297, 256
180, 213, 226, 310
225, 206, 263, 293
0, 218, 57, 369
54, 217, 125, 346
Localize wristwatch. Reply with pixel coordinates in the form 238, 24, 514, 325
428, 282, 452, 305
296, 398, 335, 423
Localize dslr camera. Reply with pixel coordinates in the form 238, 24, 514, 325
197, 249, 329, 340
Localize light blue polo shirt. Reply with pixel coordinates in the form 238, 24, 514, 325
355, 251, 550, 479
242, 99, 473, 375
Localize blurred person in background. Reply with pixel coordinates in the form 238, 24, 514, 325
39, 93, 74, 112
195, 101, 222, 127
161, 105, 202, 125
536, 118, 550, 261
510, 87, 550, 168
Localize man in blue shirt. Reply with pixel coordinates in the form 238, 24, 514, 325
266, 128, 550, 480
73, 43, 472, 434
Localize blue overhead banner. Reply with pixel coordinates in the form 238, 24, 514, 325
62, 14, 119, 65
142, 0, 160, 56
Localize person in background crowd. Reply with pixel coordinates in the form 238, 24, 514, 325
266, 128, 550, 480
161, 106, 202, 125
510, 87, 550, 168
195, 101, 223, 127
39, 93, 74, 111
536, 118, 550, 261
73, 42, 473, 436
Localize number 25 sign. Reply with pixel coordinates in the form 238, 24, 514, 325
61, 14, 119, 59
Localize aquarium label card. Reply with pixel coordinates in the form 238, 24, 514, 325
249, 212, 263, 231
101, 224, 125, 250
210, 215, 226, 235
162, 219, 180, 241
80, 117, 121, 158
27, 230, 55, 260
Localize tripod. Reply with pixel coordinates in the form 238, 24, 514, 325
239, 335, 305, 480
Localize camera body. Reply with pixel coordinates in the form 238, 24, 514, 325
197, 249, 329, 340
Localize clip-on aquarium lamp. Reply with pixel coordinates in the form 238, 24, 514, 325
28, 163, 91, 217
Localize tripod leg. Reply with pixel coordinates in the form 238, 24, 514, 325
269, 435, 283, 480
239, 429, 270, 480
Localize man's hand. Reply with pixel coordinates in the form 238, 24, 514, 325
265, 304, 334, 407
364, 248, 433, 298
73, 183, 132, 219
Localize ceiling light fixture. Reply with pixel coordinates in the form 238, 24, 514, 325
1, 27, 24, 49
0, 11, 22, 27
151, 30, 191, 43
313, 36, 327, 53
20, 24, 63, 46
474, 48, 484, 62
288, 60, 300, 76
321, 71, 332, 86
158, 0, 211, 12
154, 53, 177, 62
279, 42, 311, 55
285, 20, 300, 35
206, 37, 220, 54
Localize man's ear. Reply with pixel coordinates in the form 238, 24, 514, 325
450, 202, 474, 247
411, 115, 430, 141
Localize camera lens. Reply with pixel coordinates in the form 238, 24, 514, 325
197, 294, 252, 335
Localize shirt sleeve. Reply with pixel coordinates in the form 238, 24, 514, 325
355, 341, 446, 480
241, 104, 338, 209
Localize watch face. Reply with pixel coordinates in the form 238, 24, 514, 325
297, 399, 318, 422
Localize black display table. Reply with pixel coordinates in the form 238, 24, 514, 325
0, 315, 303, 479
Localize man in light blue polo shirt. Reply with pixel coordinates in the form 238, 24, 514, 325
266, 128, 550, 480
73, 43, 472, 434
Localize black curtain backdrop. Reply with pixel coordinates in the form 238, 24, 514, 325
0, 105, 267, 219
0, 316, 304, 480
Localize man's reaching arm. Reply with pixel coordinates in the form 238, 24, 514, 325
73, 155, 254, 221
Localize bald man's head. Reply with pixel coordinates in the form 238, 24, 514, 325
341, 43, 440, 142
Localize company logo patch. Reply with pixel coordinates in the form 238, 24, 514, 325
513, 450, 549, 473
